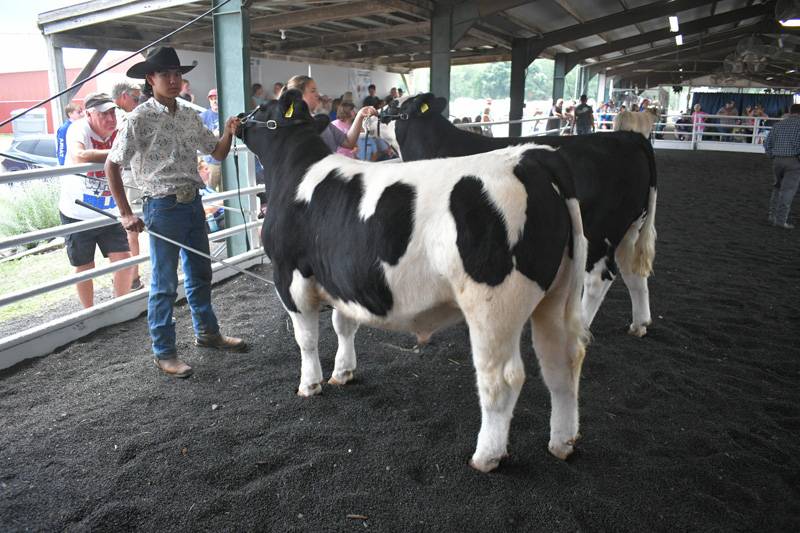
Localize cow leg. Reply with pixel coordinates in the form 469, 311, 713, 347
620, 271, 652, 337
289, 309, 323, 397
468, 324, 527, 473
531, 293, 586, 461
463, 279, 538, 473
329, 309, 359, 385
582, 258, 614, 329
285, 272, 323, 397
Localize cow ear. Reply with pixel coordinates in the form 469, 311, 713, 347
414, 93, 436, 116
432, 96, 447, 115
313, 114, 330, 134
279, 89, 308, 120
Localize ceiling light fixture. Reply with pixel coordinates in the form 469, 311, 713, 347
280, 29, 287, 40
357, 43, 362, 52
776, 0, 800, 27
669, 16, 679, 32
675, 34, 683, 46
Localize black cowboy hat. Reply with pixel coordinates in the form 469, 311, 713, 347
126, 46, 195, 79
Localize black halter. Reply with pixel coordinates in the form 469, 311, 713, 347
240, 106, 313, 132
373, 111, 408, 140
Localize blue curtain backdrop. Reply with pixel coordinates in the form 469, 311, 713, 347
690, 92, 793, 118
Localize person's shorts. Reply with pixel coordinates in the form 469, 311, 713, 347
60, 212, 130, 267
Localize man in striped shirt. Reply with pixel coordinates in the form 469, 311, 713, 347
765, 104, 800, 229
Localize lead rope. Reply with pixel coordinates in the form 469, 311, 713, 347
364, 116, 371, 160
231, 135, 252, 251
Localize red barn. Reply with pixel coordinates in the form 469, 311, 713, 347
0, 69, 99, 134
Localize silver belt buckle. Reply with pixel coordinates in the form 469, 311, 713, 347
176, 187, 195, 203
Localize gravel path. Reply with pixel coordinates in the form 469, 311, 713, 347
1, 150, 798, 532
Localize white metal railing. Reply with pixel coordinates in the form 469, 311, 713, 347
450, 111, 778, 153
0, 159, 264, 306
0, 149, 266, 369
454, 115, 573, 136
0, 219, 262, 308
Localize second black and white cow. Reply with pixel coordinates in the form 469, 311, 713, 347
240, 90, 590, 472
371, 94, 658, 337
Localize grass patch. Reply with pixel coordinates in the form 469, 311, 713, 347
0, 181, 61, 246
0, 248, 107, 322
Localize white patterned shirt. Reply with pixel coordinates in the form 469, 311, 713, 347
108, 97, 219, 197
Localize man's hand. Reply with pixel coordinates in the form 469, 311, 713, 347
121, 214, 145, 233
224, 116, 241, 137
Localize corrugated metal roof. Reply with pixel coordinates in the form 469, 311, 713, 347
36, 0, 800, 87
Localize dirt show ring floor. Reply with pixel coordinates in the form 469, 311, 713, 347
1, 150, 798, 531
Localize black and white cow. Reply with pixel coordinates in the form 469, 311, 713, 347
370, 94, 658, 337
240, 90, 590, 472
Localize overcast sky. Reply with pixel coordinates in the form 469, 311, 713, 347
0, 0, 99, 73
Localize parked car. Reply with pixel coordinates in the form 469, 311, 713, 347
1, 134, 58, 172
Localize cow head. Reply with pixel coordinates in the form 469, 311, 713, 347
238, 89, 329, 158
398, 93, 447, 119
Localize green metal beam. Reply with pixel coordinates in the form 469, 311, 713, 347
553, 53, 568, 104
213, 0, 252, 256
430, 4, 452, 113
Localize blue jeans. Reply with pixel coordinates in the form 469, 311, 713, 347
143, 194, 219, 358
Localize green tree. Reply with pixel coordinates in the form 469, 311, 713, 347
413, 59, 585, 102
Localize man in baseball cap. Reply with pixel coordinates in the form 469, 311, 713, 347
84, 92, 117, 113
57, 91, 131, 309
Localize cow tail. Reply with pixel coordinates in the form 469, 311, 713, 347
615, 137, 657, 278
632, 139, 657, 277
525, 147, 590, 349
565, 197, 591, 350
632, 187, 657, 277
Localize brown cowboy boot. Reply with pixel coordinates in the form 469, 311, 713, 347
195, 333, 248, 352
153, 357, 193, 378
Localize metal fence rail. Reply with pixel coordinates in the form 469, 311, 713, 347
457, 111, 777, 153
0, 149, 266, 370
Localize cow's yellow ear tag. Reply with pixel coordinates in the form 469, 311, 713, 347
284, 102, 294, 118
420, 103, 429, 114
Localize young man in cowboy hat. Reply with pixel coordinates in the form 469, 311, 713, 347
105, 46, 246, 378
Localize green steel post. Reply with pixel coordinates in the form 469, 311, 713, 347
212, 0, 251, 256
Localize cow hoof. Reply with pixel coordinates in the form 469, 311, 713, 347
415, 332, 432, 346
328, 370, 354, 385
548, 439, 576, 460
628, 324, 648, 337
469, 455, 503, 473
297, 382, 322, 397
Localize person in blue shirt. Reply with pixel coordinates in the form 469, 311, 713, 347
55, 103, 84, 165
198, 159, 225, 232
358, 135, 394, 162
199, 88, 222, 189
